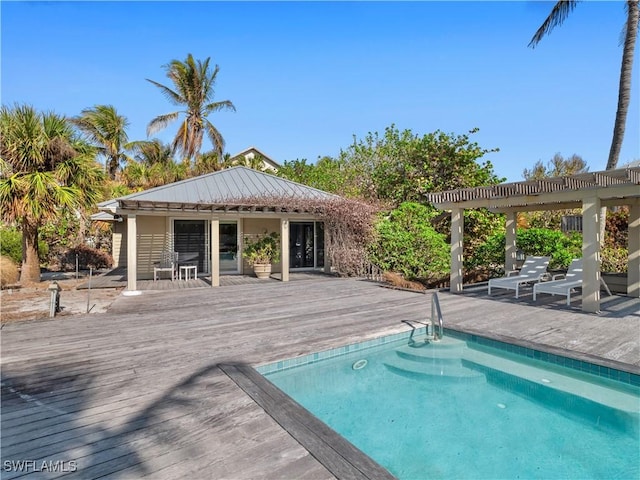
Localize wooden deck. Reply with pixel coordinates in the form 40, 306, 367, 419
1, 278, 639, 479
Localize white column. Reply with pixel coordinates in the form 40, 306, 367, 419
505, 210, 518, 272
280, 218, 289, 282
323, 223, 331, 274
211, 217, 220, 287
628, 200, 640, 298
450, 208, 464, 293
126, 215, 138, 293
582, 195, 601, 312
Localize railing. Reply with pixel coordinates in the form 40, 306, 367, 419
430, 292, 444, 341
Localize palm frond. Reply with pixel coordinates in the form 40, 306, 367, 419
147, 112, 180, 137
529, 0, 580, 48
204, 120, 225, 154
204, 100, 236, 114
146, 78, 185, 106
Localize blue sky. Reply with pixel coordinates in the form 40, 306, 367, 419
2, 1, 638, 182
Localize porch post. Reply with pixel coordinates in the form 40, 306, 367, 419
628, 199, 640, 297
582, 195, 601, 312
505, 210, 517, 272
280, 217, 289, 282
211, 217, 220, 287
126, 215, 138, 293
450, 208, 464, 293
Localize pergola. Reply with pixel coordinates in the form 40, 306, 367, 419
426, 167, 640, 313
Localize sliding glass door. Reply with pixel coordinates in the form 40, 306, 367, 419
174, 220, 208, 273
289, 222, 324, 269
220, 222, 239, 273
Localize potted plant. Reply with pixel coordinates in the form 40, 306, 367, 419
242, 231, 280, 279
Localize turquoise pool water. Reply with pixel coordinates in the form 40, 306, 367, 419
260, 331, 640, 480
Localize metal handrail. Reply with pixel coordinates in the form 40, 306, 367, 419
430, 292, 444, 341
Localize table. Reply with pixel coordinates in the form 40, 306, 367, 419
179, 265, 197, 281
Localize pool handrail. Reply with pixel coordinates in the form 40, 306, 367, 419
430, 292, 444, 341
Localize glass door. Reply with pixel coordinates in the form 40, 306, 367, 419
220, 222, 239, 273
174, 220, 207, 273
290, 222, 315, 268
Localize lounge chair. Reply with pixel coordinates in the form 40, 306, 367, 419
153, 251, 178, 281
488, 256, 551, 298
533, 258, 612, 305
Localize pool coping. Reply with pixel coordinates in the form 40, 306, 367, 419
219, 362, 396, 480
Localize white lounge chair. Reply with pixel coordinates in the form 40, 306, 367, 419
533, 258, 612, 305
488, 256, 551, 298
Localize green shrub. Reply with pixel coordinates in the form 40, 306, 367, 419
0, 228, 22, 264
0, 227, 49, 265
369, 202, 450, 281
601, 247, 628, 273
468, 228, 582, 274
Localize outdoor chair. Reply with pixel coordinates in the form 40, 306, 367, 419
153, 251, 178, 281
487, 255, 551, 298
533, 258, 612, 305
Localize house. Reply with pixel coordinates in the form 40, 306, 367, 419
95, 167, 334, 292
229, 147, 280, 172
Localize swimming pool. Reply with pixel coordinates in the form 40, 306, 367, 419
259, 329, 640, 480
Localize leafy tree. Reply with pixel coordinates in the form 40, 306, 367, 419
277, 156, 365, 197
147, 54, 236, 163
340, 125, 503, 205
530, 1, 639, 171
521, 153, 589, 229
0, 104, 105, 282
71, 104, 131, 180
369, 202, 450, 281
523, 153, 588, 180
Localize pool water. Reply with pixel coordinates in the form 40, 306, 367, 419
262, 333, 640, 480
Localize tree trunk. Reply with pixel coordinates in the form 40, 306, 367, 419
108, 155, 118, 180
601, 0, 638, 245
605, 0, 639, 171
20, 221, 42, 283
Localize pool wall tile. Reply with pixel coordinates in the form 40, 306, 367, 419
256, 327, 639, 389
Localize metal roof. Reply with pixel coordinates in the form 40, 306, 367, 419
426, 167, 640, 212
98, 166, 336, 214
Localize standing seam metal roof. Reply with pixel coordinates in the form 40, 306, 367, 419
98, 166, 336, 208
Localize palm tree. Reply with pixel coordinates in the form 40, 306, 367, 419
122, 139, 187, 189
230, 153, 267, 171
0, 104, 105, 283
146, 54, 236, 163
529, 0, 639, 171
71, 104, 131, 180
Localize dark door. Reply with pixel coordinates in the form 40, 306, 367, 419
290, 222, 315, 268
174, 220, 206, 272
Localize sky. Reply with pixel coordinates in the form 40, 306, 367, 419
2, 1, 639, 183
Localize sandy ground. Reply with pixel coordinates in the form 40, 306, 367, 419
0, 272, 122, 323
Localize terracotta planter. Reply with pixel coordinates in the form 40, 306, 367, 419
253, 263, 272, 280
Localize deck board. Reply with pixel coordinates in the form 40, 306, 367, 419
1, 278, 638, 479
